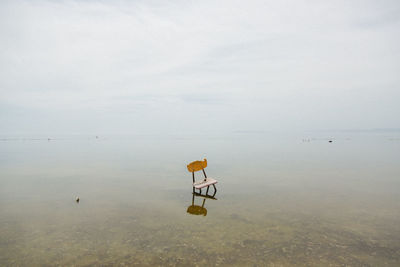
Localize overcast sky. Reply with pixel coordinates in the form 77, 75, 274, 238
0, 0, 399, 135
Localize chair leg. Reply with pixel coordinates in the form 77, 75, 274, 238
202, 169, 207, 179
193, 187, 195, 193
206, 186, 209, 195
199, 188, 202, 194
212, 184, 217, 194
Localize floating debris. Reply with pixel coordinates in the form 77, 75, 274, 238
75, 197, 80, 203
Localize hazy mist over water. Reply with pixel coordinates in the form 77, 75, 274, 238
1, 0, 400, 265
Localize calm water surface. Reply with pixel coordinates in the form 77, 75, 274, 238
1, 133, 400, 266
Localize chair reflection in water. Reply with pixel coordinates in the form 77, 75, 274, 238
187, 158, 217, 195
187, 191, 217, 216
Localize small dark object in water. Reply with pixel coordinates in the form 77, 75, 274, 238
76, 197, 80, 203
329, 140, 332, 143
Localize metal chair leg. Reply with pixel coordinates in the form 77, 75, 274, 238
212, 184, 217, 194
206, 186, 209, 195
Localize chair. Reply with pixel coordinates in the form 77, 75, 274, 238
187, 158, 217, 195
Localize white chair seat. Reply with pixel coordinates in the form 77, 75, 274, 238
193, 178, 218, 189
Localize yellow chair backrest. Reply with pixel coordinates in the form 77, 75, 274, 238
187, 158, 207, 172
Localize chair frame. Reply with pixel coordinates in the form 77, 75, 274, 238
191, 168, 217, 195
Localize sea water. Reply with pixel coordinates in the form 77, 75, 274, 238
1, 132, 399, 266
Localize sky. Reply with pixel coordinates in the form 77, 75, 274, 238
0, 0, 399, 135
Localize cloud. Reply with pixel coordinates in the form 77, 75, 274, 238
0, 0, 399, 134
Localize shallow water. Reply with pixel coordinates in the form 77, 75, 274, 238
1, 133, 400, 266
